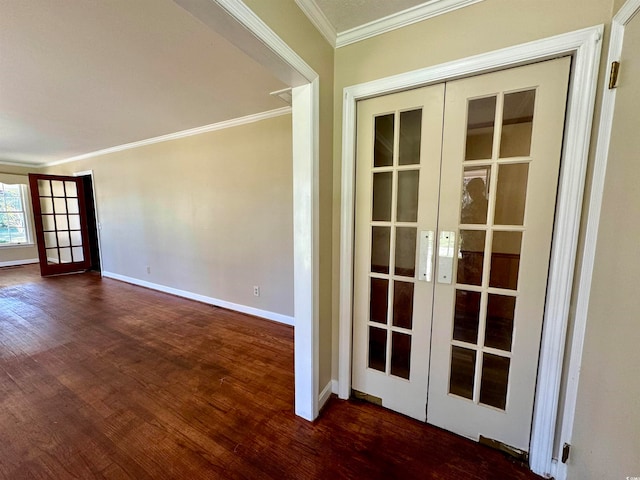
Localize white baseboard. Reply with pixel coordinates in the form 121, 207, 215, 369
319, 380, 338, 410
331, 379, 339, 395
101, 271, 295, 326
0, 258, 39, 268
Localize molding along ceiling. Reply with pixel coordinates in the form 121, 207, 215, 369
45, 107, 292, 168
295, 0, 484, 48
0, 0, 293, 167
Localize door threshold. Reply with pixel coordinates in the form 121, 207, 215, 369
351, 389, 383, 406
479, 435, 529, 462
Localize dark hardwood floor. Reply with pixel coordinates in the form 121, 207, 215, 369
0, 265, 542, 479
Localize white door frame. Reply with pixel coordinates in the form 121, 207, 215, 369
213, 0, 321, 421
338, 26, 603, 477
554, 2, 640, 480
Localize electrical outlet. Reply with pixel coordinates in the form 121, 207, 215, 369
146, 265, 151, 274
253, 286, 260, 297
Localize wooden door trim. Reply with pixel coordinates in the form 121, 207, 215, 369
554, 3, 640, 480
338, 26, 603, 478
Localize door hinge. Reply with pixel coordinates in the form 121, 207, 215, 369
561, 442, 571, 463
609, 61, 620, 89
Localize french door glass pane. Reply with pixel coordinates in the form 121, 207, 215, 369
44, 232, 57, 248
392, 281, 414, 329
394, 227, 416, 277
68, 215, 81, 230
368, 326, 387, 372
374, 114, 394, 167
71, 247, 84, 262
453, 290, 481, 344
372, 172, 393, 221
370, 278, 389, 325
485, 294, 516, 351
490, 231, 522, 290
450, 346, 476, 399
465, 96, 496, 160
494, 163, 529, 225
60, 248, 72, 263
391, 332, 412, 379
40, 197, 54, 214
57, 231, 71, 248
70, 230, 83, 247
67, 198, 80, 214
55, 215, 68, 230
396, 170, 419, 222
42, 215, 55, 231
65, 181, 78, 198
457, 230, 485, 286
53, 197, 67, 214
479, 353, 510, 410
46, 248, 60, 264
399, 109, 422, 165
460, 166, 490, 225
72, 247, 84, 262
500, 90, 535, 158
38, 179, 51, 197
51, 181, 65, 197
371, 226, 391, 274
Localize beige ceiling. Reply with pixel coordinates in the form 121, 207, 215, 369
313, 0, 428, 32
0, 0, 289, 166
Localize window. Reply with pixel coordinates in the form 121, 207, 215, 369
0, 183, 31, 246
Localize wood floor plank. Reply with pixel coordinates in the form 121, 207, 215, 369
0, 265, 542, 479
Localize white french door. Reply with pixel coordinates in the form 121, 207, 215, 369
352, 57, 571, 452
353, 83, 444, 420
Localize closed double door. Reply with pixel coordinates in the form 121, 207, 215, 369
352, 57, 571, 452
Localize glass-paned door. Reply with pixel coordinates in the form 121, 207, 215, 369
28, 174, 91, 276
352, 84, 445, 421
427, 57, 571, 452
352, 57, 571, 452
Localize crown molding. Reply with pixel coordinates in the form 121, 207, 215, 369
0, 159, 44, 168
336, 0, 484, 48
294, 0, 337, 47
44, 107, 291, 167
213, 0, 317, 83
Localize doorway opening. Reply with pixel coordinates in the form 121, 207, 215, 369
77, 174, 101, 273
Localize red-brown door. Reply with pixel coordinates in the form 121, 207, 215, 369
28, 174, 91, 276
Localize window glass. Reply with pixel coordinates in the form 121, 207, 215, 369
0, 183, 30, 246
